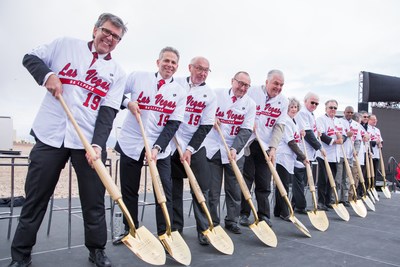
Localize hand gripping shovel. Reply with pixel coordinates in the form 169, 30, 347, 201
173, 137, 234, 255
378, 148, 391, 199
366, 145, 380, 202
215, 124, 278, 247
255, 131, 311, 238
301, 137, 329, 231
350, 142, 375, 211
318, 137, 350, 221
340, 145, 367, 218
135, 113, 191, 266
58, 96, 166, 265
364, 144, 376, 203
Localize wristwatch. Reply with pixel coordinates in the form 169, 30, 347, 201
153, 144, 162, 153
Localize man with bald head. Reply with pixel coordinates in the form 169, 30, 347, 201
170, 56, 217, 245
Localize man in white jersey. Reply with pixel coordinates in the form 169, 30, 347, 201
316, 100, 344, 211
293, 92, 325, 214
170, 57, 217, 245
239, 70, 288, 228
352, 112, 368, 198
114, 47, 186, 242
9, 13, 127, 267
367, 114, 383, 188
203, 71, 256, 234
335, 106, 357, 206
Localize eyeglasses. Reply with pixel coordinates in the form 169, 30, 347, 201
328, 106, 338, 110
363, 116, 369, 118
99, 27, 122, 41
192, 65, 211, 73
310, 101, 319, 106
234, 78, 251, 89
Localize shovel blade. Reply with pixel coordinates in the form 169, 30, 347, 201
307, 210, 329, 231
249, 220, 278, 247
159, 231, 191, 266
362, 196, 376, 211
367, 190, 376, 203
381, 186, 391, 199
331, 203, 350, 221
122, 226, 166, 265
203, 226, 234, 255
372, 188, 380, 201
350, 200, 367, 218
289, 215, 312, 237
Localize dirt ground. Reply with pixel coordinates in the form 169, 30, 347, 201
0, 143, 163, 199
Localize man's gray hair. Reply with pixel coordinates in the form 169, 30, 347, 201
304, 92, 319, 102
95, 13, 128, 37
267, 69, 284, 80
159, 46, 180, 61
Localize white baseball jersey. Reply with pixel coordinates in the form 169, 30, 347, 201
276, 116, 302, 174
117, 72, 186, 161
171, 77, 217, 153
367, 126, 383, 159
295, 106, 319, 161
203, 88, 256, 164
246, 85, 288, 150
341, 118, 363, 160
316, 115, 344, 162
357, 123, 367, 165
31, 37, 126, 149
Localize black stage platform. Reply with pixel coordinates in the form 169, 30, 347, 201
1, 191, 399, 267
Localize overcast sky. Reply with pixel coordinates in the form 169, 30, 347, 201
1, 0, 400, 142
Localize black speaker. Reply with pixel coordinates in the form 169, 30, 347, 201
357, 102, 368, 112
362, 71, 400, 102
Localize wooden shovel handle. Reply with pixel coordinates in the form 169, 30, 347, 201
379, 147, 386, 177
173, 137, 206, 203
317, 137, 336, 188
135, 113, 166, 204
351, 141, 366, 184
254, 131, 288, 198
301, 136, 316, 192
58, 96, 121, 199
214, 124, 252, 200
340, 145, 356, 186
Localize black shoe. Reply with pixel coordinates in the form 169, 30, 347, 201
8, 257, 32, 267
342, 201, 350, 207
294, 208, 308, 215
279, 214, 291, 222
259, 216, 272, 227
239, 215, 251, 226
326, 203, 333, 209
112, 230, 129, 245
317, 203, 328, 211
89, 249, 112, 267
225, 224, 242, 234
198, 232, 210, 246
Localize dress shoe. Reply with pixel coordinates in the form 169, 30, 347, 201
326, 203, 334, 209
89, 249, 112, 267
342, 201, 350, 207
8, 257, 32, 267
317, 203, 328, 211
279, 214, 291, 222
239, 215, 251, 226
259, 216, 272, 227
294, 208, 308, 215
112, 230, 129, 245
225, 224, 242, 234
198, 232, 210, 246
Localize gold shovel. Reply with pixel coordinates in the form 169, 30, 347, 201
302, 137, 329, 231
364, 144, 376, 204
340, 145, 367, 218
366, 145, 380, 202
318, 137, 350, 221
378, 148, 391, 199
350, 142, 375, 211
136, 113, 191, 266
58, 96, 166, 265
256, 131, 311, 238
173, 137, 234, 255
215, 124, 278, 247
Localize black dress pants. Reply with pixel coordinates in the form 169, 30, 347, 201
11, 140, 107, 261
